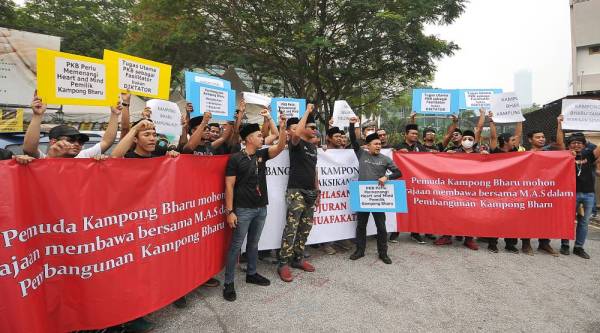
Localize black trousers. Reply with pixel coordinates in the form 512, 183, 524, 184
356, 212, 387, 255
488, 238, 548, 246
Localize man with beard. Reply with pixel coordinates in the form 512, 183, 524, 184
348, 117, 401, 264
326, 126, 345, 149
222, 114, 288, 301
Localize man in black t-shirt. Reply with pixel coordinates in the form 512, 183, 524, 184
111, 119, 180, 158
394, 124, 426, 152
559, 132, 599, 259
108, 118, 179, 332
486, 113, 522, 253
421, 128, 444, 152
391, 124, 430, 244
277, 104, 319, 283
182, 112, 232, 156
222, 115, 287, 301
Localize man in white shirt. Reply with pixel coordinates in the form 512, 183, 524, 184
23, 91, 121, 158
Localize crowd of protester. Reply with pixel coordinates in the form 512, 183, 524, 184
1, 91, 595, 333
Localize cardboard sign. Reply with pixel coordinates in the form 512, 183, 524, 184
188, 83, 236, 120
242, 92, 271, 107
412, 89, 459, 115
332, 100, 356, 127
561, 99, 600, 131
349, 180, 408, 213
459, 89, 503, 110
184, 72, 231, 103
0, 108, 24, 133
37, 48, 116, 106
270, 98, 306, 121
146, 99, 182, 142
0, 28, 61, 106
104, 50, 171, 99
490, 92, 524, 123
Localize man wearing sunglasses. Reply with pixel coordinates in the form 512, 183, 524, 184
23, 92, 121, 159
277, 104, 320, 282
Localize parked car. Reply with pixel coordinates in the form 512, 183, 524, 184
0, 132, 116, 156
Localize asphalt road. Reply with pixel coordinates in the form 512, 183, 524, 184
149, 224, 600, 333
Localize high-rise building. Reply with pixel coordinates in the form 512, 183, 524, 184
514, 70, 533, 108
570, 0, 600, 94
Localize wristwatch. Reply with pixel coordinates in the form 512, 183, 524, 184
224, 208, 234, 215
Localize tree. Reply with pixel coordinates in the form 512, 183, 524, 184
522, 102, 541, 114
0, 0, 18, 28
124, 0, 466, 119
8, 0, 134, 58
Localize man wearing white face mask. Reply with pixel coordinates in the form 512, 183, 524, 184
434, 130, 488, 250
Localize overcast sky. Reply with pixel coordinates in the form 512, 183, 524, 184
425, 0, 572, 106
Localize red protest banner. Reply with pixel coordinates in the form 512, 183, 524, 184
394, 151, 576, 238
0, 155, 230, 333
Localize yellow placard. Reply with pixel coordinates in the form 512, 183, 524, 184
36, 48, 117, 106
0, 108, 24, 132
104, 50, 171, 99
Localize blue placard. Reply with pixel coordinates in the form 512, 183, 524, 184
458, 88, 503, 110
412, 89, 460, 115
188, 83, 236, 121
184, 71, 231, 101
349, 180, 408, 213
270, 98, 306, 122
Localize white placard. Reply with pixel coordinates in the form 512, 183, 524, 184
276, 100, 300, 119
255, 149, 397, 250
490, 92, 524, 123
561, 99, 600, 131
465, 90, 495, 109
242, 92, 271, 107
421, 93, 451, 113
0, 27, 61, 105
332, 100, 356, 127
200, 87, 229, 117
146, 99, 182, 139
118, 58, 159, 95
55, 57, 106, 100
358, 184, 396, 210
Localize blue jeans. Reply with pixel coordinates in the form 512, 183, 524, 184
562, 192, 594, 248
224, 207, 267, 284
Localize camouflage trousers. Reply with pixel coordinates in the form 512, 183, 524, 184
279, 188, 318, 264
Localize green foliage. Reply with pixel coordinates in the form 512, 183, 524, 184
124, 0, 466, 118
6, 0, 134, 58
3, 0, 466, 120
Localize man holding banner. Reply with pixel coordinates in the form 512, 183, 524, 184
277, 105, 319, 282
558, 129, 598, 259
223, 114, 287, 301
348, 116, 402, 264
23, 92, 121, 159
434, 130, 486, 251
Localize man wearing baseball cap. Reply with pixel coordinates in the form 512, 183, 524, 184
23, 92, 120, 158
558, 129, 599, 259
